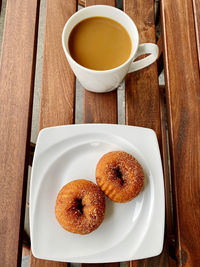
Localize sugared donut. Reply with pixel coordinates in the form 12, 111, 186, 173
96, 151, 144, 203
55, 179, 105, 235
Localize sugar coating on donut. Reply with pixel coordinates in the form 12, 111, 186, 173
55, 179, 105, 234
96, 151, 144, 202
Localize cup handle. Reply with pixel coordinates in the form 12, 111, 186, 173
128, 43, 159, 73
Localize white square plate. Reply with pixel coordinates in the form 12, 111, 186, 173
30, 124, 164, 263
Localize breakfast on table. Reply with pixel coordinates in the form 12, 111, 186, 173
1, 0, 198, 264
55, 151, 145, 235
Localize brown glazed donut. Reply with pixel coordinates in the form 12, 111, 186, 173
96, 151, 144, 203
55, 179, 105, 235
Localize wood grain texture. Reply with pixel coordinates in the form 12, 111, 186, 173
124, 0, 174, 266
30, 256, 69, 267
161, 0, 200, 266
84, 0, 117, 124
130, 255, 176, 267
81, 264, 120, 267
0, 0, 40, 266
192, 0, 200, 67
86, 0, 115, 5
30, 0, 76, 266
78, 0, 86, 6
84, 90, 117, 123
39, 0, 76, 129
124, 0, 161, 143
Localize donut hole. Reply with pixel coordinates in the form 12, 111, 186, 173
115, 166, 124, 185
75, 198, 84, 214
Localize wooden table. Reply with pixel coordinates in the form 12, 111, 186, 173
0, 0, 199, 266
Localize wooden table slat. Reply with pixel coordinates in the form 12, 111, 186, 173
192, 0, 200, 67
30, 257, 69, 267
84, 0, 118, 126
86, 0, 115, 5
161, 0, 200, 266
124, 0, 161, 140
124, 0, 173, 266
0, 0, 40, 266
84, 90, 117, 123
30, 0, 76, 266
81, 264, 120, 267
39, 0, 76, 129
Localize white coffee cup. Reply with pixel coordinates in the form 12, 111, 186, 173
62, 5, 158, 93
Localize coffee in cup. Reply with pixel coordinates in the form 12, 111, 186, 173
68, 16, 132, 71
